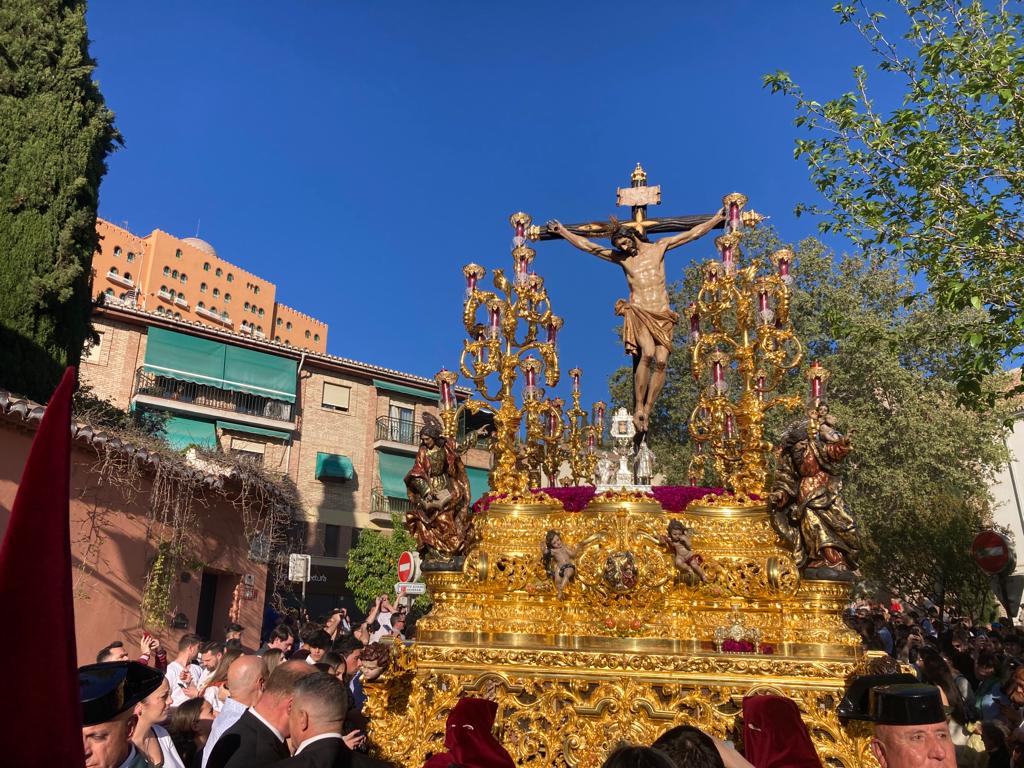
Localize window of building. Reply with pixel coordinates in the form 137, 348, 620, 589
324, 524, 342, 558
254, 285, 260, 295
104, 287, 114, 297
322, 382, 351, 412
221, 311, 229, 319
200, 282, 207, 293
209, 305, 217, 313
175, 248, 182, 259
124, 272, 132, 282
258, 307, 265, 317
127, 251, 135, 263
174, 312, 182, 319
388, 405, 415, 442
169, 289, 177, 299
113, 246, 122, 258
256, 325, 263, 333
163, 266, 170, 276
160, 284, 167, 293
286, 321, 292, 331
276, 318, 282, 327
274, 335, 281, 341
230, 437, 265, 465
244, 301, 250, 311
226, 273, 234, 282
203, 262, 210, 272
241, 320, 249, 328
109, 266, 119, 276
224, 292, 231, 303
215, 268, 223, 277
213, 288, 220, 297
171, 269, 179, 279
285, 339, 291, 345
180, 273, 187, 284
305, 330, 311, 339
314, 334, 320, 342
197, 301, 205, 309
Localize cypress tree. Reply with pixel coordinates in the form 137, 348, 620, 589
0, 0, 119, 401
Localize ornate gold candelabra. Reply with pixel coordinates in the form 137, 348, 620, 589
687, 193, 803, 497
563, 368, 600, 486
456, 213, 564, 496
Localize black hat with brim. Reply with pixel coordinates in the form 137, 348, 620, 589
838, 673, 919, 721
869, 684, 947, 726
79, 661, 164, 727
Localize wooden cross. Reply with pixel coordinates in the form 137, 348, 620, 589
532, 164, 725, 242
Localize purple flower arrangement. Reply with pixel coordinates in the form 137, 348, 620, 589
720, 639, 775, 654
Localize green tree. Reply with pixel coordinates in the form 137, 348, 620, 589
610, 227, 1010, 617
345, 513, 431, 613
763, 1, 1024, 407
0, 0, 119, 401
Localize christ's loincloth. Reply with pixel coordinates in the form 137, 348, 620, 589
614, 299, 679, 356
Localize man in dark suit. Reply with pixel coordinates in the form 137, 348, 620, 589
207, 660, 316, 768
272, 672, 352, 768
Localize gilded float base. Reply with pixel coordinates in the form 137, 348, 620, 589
365, 498, 875, 767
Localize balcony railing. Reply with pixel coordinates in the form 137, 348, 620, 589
195, 306, 232, 326
133, 368, 295, 422
371, 488, 410, 517
375, 415, 421, 446
174, 296, 189, 309
106, 271, 134, 288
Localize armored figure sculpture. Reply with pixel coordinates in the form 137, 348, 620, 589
769, 404, 860, 575
633, 440, 656, 486
404, 415, 474, 559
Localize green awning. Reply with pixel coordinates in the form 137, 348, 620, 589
143, 327, 297, 403
162, 416, 217, 451
316, 452, 354, 481
372, 378, 437, 402
466, 466, 491, 504
223, 344, 297, 402
216, 420, 291, 440
378, 451, 414, 498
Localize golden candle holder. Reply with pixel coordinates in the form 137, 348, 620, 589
687, 193, 803, 498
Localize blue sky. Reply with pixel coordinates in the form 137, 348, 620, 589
86, 1, 900, 404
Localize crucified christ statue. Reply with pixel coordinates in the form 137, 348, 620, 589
547, 210, 724, 435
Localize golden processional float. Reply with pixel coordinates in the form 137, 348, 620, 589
365, 169, 876, 768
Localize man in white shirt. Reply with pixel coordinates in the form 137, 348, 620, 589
197, 641, 224, 688
274, 672, 351, 767
165, 633, 203, 707
202, 655, 266, 768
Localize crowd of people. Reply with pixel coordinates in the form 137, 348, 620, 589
83, 594, 408, 768
81, 589, 1024, 768
846, 599, 1024, 766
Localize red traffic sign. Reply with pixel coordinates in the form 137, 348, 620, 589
972, 530, 1011, 575
397, 551, 416, 582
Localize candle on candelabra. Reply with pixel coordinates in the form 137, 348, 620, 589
547, 316, 562, 346
756, 374, 767, 402
515, 251, 529, 284
487, 302, 501, 339
587, 428, 596, 454
728, 202, 741, 231
725, 413, 736, 439
570, 368, 581, 393
775, 248, 793, 285
463, 264, 484, 301
756, 287, 773, 326
436, 370, 455, 411
808, 361, 827, 403
474, 325, 486, 363
688, 304, 700, 344
722, 242, 734, 274
712, 359, 726, 394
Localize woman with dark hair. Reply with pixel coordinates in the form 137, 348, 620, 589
601, 745, 675, 768
918, 647, 983, 765
168, 697, 216, 768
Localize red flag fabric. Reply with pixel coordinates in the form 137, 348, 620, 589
0, 368, 82, 766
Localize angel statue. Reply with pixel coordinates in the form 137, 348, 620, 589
769, 403, 860, 577
404, 414, 474, 559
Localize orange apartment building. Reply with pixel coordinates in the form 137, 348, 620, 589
81, 220, 492, 617
92, 219, 327, 352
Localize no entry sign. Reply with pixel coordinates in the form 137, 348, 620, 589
972, 530, 1011, 575
397, 551, 418, 582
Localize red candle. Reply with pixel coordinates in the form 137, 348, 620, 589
547, 320, 559, 345
516, 253, 529, 281
595, 404, 605, 424
466, 273, 477, 292
525, 366, 536, 388
758, 291, 768, 313
729, 202, 741, 230
722, 243, 734, 273
756, 375, 766, 402
779, 256, 790, 280
438, 374, 454, 409
572, 370, 580, 393
688, 305, 700, 342
811, 374, 822, 400
712, 360, 724, 391
489, 305, 501, 336
725, 413, 736, 438
515, 221, 525, 239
